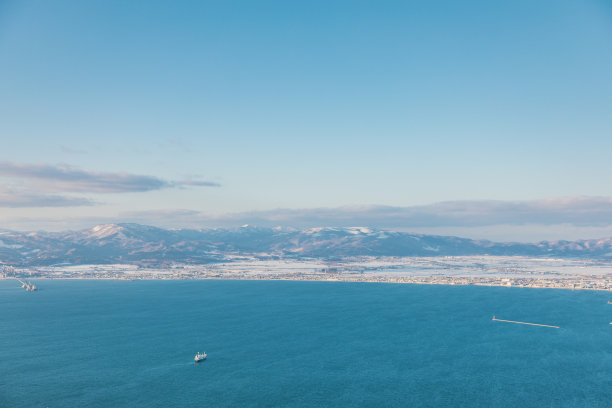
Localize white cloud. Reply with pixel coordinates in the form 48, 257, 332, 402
0, 161, 220, 206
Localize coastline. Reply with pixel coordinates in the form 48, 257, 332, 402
3, 274, 612, 292
4, 255, 612, 292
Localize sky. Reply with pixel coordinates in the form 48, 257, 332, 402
1, 0, 612, 241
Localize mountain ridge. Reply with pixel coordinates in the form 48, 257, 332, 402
1, 223, 612, 267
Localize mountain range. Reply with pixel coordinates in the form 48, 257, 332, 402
1, 223, 612, 267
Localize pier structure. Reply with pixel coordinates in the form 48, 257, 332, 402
15, 278, 37, 292
492, 316, 559, 329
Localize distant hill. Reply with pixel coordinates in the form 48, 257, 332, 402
1, 223, 612, 267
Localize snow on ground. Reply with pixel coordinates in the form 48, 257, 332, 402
0, 240, 22, 249
9, 256, 612, 281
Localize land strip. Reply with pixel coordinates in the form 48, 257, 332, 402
3, 256, 612, 291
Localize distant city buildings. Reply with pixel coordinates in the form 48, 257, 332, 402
3, 256, 612, 292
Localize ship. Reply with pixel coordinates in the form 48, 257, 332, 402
194, 352, 207, 362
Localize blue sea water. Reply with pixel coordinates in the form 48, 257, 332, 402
1, 279, 611, 407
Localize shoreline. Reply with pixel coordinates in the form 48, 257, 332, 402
4, 255, 612, 292
3, 274, 612, 292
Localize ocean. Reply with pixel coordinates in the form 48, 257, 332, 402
1, 279, 611, 407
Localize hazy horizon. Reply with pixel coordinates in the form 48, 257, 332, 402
7, 214, 612, 244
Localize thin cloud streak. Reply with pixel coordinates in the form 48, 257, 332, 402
0, 161, 220, 193
175, 180, 221, 187
0, 188, 94, 207
3, 196, 612, 226
105, 196, 612, 230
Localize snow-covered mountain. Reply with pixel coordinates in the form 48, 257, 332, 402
1, 223, 612, 267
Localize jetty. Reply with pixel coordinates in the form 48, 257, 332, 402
15, 278, 37, 292
492, 316, 559, 329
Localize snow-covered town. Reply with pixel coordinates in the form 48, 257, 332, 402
4, 255, 612, 291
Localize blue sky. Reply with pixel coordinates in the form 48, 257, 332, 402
1, 0, 612, 240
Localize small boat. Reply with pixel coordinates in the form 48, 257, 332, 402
608, 301, 612, 305
194, 352, 207, 362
